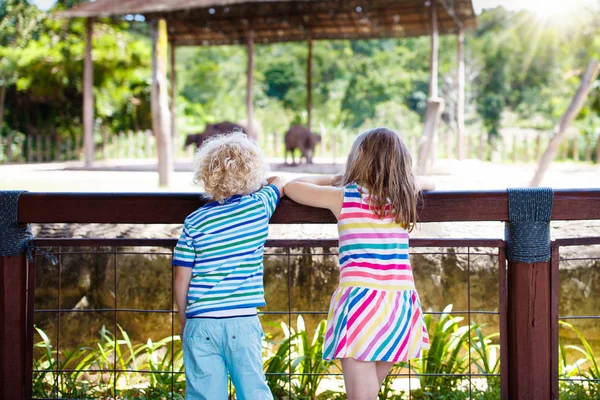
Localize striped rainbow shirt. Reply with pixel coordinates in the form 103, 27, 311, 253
172, 185, 280, 318
337, 183, 415, 291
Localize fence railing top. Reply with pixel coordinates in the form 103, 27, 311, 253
16, 189, 600, 224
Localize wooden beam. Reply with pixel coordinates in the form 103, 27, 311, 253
16, 189, 600, 224
246, 24, 255, 138
307, 35, 313, 130
170, 43, 176, 140
151, 19, 174, 187
456, 26, 465, 160
83, 18, 94, 168
438, 0, 464, 28
429, 0, 439, 98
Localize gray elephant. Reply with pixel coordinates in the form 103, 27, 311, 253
183, 121, 245, 149
284, 125, 322, 165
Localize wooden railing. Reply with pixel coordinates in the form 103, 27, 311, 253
1, 189, 600, 400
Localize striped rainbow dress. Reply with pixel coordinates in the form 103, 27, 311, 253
322, 183, 430, 362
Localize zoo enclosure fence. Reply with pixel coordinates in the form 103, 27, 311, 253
1, 189, 599, 399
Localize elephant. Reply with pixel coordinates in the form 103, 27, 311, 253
284, 125, 322, 165
183, 121, 245, 149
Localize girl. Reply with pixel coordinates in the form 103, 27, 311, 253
284, 127, 434, 400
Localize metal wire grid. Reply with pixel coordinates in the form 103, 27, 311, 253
554, 238, 600, 395
29, 238, 506, 399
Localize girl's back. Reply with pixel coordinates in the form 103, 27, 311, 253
337, 183, 415, 292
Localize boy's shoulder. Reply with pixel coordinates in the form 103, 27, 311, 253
183, 193, 264, 226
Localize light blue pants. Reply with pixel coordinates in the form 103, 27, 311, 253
183, 315, 273, 400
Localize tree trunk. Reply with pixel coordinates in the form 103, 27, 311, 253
456, 27, 465, 160
478, 133, 484, 160
170, 44, 176, 140
584, 136, 592, 163
307, 36, 313, 130
530, 60, 600, 186
0, 85, 6, 138
416, 98, 444, 174
83, 18, 95, 168
36, 134, 42, 163
246, 25, 255, 139
429, 0, 439, 98
151, 19, 173, 187
5, 131, 12, 163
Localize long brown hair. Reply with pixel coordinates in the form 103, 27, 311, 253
338, 127, 419, 231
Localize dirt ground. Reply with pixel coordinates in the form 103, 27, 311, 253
1, 158, 599, 242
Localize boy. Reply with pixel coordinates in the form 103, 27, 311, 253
173, 132, 285, 400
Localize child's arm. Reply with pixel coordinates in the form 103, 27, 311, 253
284, 177, 344, 219
174, 267, 192, 336
287, 174, 339, 186
416, 176, 436, 192
266, 176, 287, 196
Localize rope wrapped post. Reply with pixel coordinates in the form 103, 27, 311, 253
504, 187, 554, 400
0, 191, 34, 399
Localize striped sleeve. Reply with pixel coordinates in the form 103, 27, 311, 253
253, 184, 281, 219
172, 226, 195, 268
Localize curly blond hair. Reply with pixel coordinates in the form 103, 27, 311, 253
193, 132, 269, 202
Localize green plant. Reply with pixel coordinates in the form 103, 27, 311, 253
32, 325, 185, 398
558, 321, 600, 399
412, 304, 474, 397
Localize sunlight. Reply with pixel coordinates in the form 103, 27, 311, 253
532, 0, 584, 17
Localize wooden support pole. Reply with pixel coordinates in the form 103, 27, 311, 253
0, 254, 30, 400
307, 35, 313, 130
429, 0, 439, 99
83, 18, 94, 168
246, 25, 255, 139
416, 98, 444, 174
151, 19, 173, 187
456, 26, 465, 160
170, 43, 176, 141
505, 188, 554, 400
507, 260, 552, 399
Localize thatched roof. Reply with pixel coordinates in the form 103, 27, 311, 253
59, 0, 476, 46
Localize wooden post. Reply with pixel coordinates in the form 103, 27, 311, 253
151, 19, 173, 187
429, 0, 439, 99
0, 254, 29, 400
246, 25, 255, 139
478, 133, 484, 160
6, 132, 12, 163
416, 98, 444, 174
102, 128, 108, 159
44, 134, 51, 162
584, 136, 592, 163
456, 26, 465, 160
572, 134, 579, 162
83, 18, 94, 168
505, 188, 554, 400
307, 36, 313, 130
170, 43, 176, 141
36, 134, 42, 163
145, 130, 153, 159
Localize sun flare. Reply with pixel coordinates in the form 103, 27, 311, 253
525, 0, 586, 17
